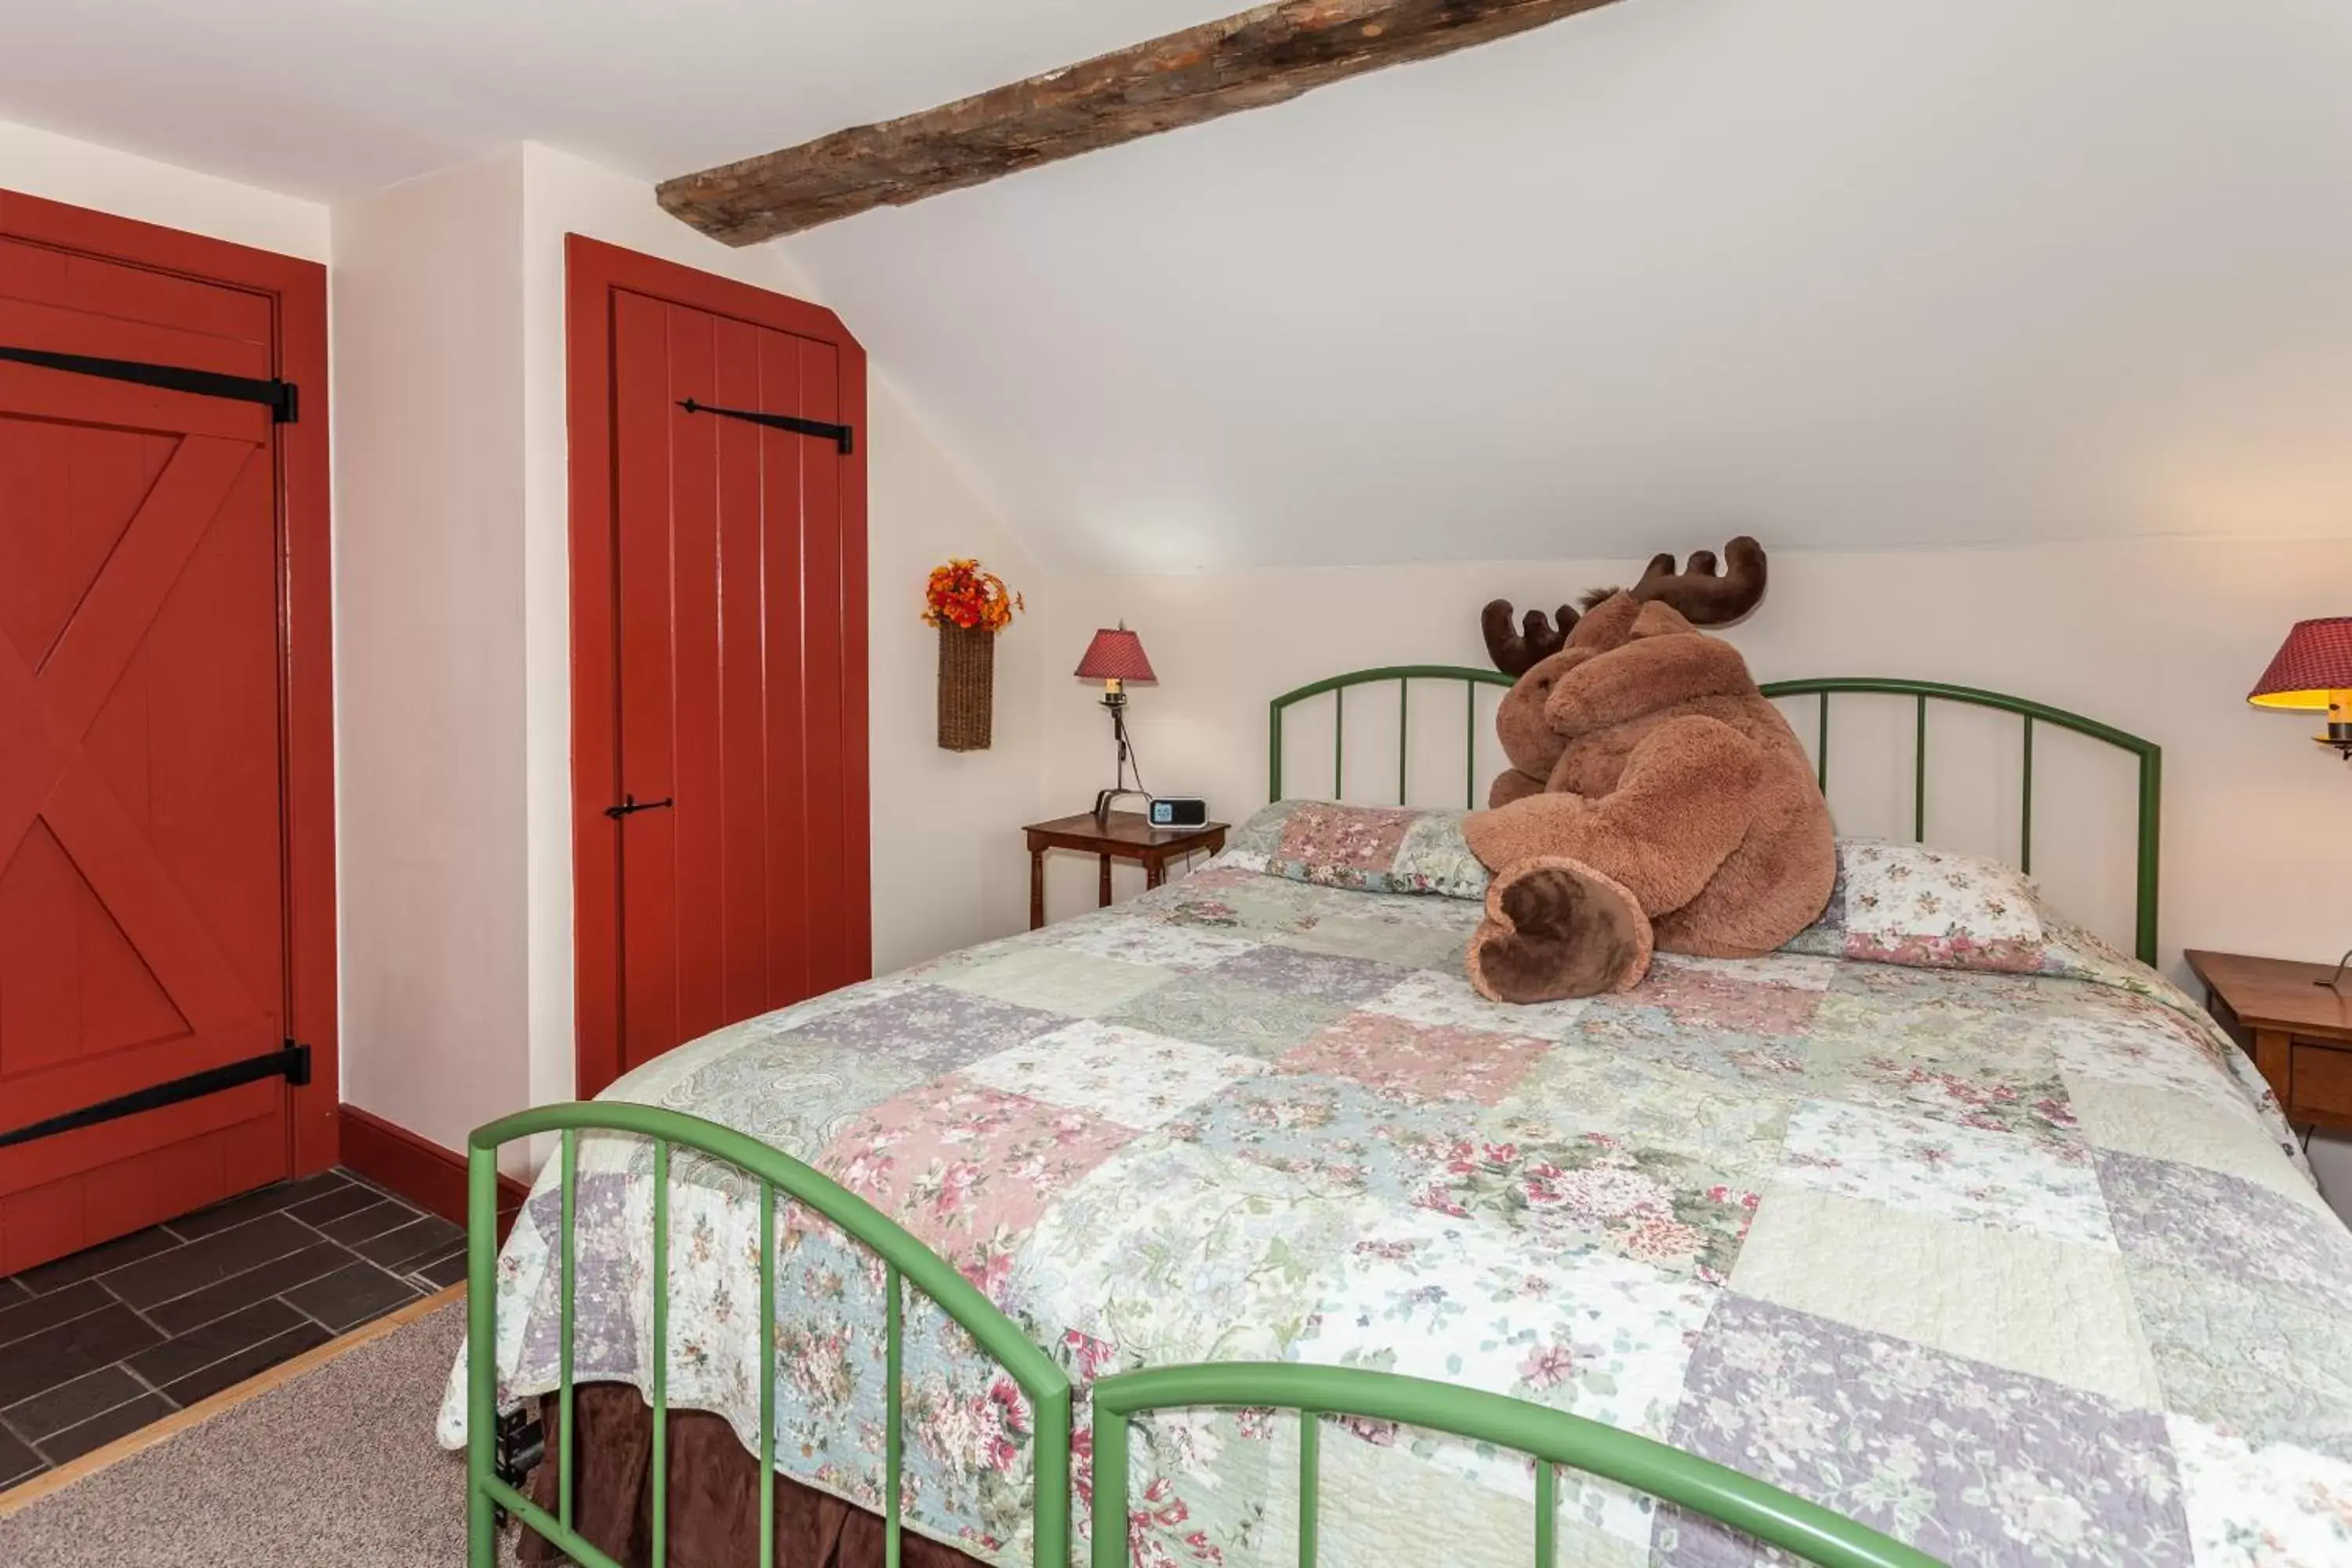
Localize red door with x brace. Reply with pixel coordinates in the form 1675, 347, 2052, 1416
0, 193, 336, 1275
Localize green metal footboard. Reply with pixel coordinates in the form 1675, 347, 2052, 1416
1087, 1363, 1944, 1568
465, 1105, 1944, 1566
463, 1102, 1074, 1568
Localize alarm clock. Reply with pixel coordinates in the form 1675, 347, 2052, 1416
1149, 797, 1209, 827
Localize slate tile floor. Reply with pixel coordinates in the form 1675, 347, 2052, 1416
0, 1168, 465, 1492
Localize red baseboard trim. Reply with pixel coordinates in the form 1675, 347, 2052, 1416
339, 1105, 528, 1238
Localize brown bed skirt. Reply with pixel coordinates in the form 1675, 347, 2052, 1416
517, 1384, 990, 1568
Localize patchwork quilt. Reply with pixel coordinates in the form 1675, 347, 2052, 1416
441, 805, 2352, 1568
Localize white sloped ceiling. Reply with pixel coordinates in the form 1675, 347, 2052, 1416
773, 0, 2352, 569
5, 0, 2347, 571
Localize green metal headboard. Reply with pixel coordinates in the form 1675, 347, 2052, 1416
465, 1102, 1073, 1568
1267, 668, 2161, 965
1268, 665, 1515, 810
1091, 1362, 1942, 1568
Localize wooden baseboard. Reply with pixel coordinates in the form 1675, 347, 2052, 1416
339, 1104, 528, 1233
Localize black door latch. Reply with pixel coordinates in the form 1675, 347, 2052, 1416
604, 793, 675, 819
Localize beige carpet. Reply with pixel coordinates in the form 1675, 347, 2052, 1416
0, 1297, 511, 1566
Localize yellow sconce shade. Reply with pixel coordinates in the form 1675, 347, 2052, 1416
2249, 617, 2352, 758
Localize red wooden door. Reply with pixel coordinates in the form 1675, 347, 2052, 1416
572, 241, 869, 1091
0, 232, 309, 1271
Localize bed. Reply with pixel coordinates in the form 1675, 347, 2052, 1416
442, 672, 2352, 1568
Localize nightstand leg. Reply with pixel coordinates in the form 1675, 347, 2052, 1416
1098, 854, 1112, 909
2253, 1027, 2292, 1106
1145, 855, 1165, 891
1029, 848, 1045, 931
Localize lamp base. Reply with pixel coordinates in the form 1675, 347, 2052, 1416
1091, 788, 1152, 826
2318, 949, 2352, 993
1093, 688, 1149, 825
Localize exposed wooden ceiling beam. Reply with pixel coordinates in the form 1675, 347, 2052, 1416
659, 0, 1630, 245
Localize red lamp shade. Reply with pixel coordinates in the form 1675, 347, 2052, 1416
1075, 627, 1156, 684
2249, 618, 2352, 712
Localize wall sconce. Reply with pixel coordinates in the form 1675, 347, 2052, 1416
2249, 616, 2352, 762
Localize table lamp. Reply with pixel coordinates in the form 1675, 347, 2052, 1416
2249, 615, 2352, 990
1076, 624, 1156, 824
2249, 616, 2352, 762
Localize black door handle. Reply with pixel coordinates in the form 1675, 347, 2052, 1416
604, 793, 675, 820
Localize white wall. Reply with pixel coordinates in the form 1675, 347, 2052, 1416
326, 143, 1047, 1162
514, 143, 1047, 1102
1036, 536, 2352, 1207
329, 148, 532, 1165
0, 114, 328, 259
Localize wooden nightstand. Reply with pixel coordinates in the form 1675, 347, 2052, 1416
2184, 949, 2352, 1130
1024, 811, 1228, 930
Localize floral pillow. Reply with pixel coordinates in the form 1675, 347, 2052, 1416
1784, 839, 2047, 973
1218, 800, 1490, 898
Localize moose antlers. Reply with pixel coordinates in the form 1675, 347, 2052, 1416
1482, 537, 1768, 677
1480, 601, 1580, 678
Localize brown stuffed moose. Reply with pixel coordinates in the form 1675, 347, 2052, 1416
1463, 539, 1836, 1004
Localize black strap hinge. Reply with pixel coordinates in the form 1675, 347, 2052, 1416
0, 345, 299, 423
677, 397, 851, 455
0, 1042, 312, 1151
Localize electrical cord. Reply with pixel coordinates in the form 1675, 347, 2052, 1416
1122, 720, 1150, 797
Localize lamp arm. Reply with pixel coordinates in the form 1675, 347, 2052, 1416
2320, 949, 2352, 993
1092, 691, 1152, 825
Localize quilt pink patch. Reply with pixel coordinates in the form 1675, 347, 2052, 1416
815, 1077, 1135, 1298
1283, 1011, 1550, 1105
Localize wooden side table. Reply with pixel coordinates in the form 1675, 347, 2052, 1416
1024, 811, 1228, 930
2184, 949, 2352, 1130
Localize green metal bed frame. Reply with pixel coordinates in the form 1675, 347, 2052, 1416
465, 1104, 1940, 1568
1266, 668, 2162, 965
1090, 1363, 1939, 1568
465, 1102, 1074, 1568
459, 666, 2161, 1568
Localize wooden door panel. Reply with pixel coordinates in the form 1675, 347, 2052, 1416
754, 328, 811, 1015
38, 437, 258, 726
113, 445, 285, 1007
0, 423, 177, 673
794, 338, 851, 994
0, 821, 187, 1076
0, 1076, 278, 1196
0, 1088, 281, 1274
664, 303, 727, 1049
0, 235, 274, 346
0, 361, 267, 443
605, 281, 863, 1079
711, 315, 769, 1025
0, 220, 296, 1270
0, 294, 269, 379
572, 238, 866, 1097
0, 1023, 276, 1139
613, 289, 681, 1072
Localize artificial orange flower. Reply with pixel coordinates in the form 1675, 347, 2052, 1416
922, 557, 1022, 634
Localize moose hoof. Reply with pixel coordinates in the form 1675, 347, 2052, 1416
1466, 856, 1653, 1004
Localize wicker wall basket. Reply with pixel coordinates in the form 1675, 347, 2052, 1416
937, 622, 996, 751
